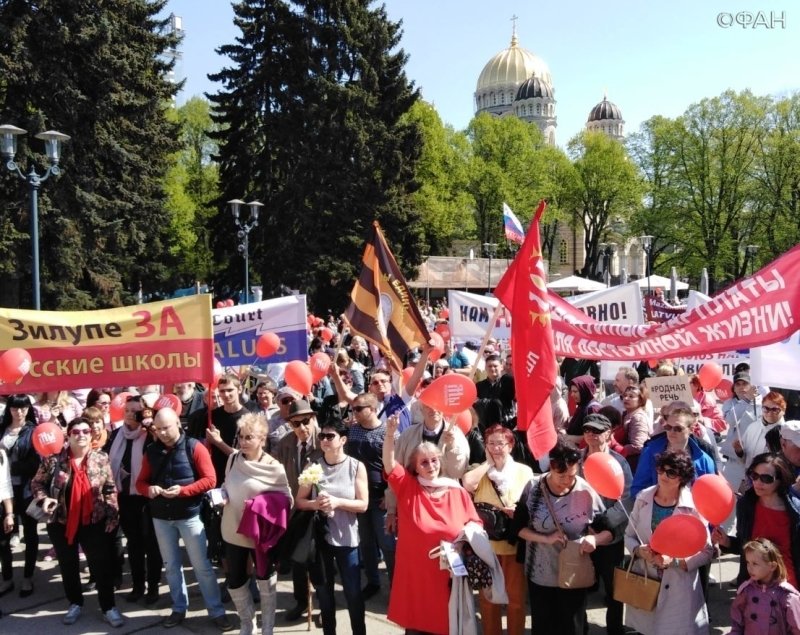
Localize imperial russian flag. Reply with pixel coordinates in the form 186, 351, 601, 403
502, 202, 525, 245
494, 200, 558, 458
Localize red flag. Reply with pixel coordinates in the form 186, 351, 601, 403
494, 200, 558, 458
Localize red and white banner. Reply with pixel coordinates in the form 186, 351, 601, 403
550, 244, 800, 361
644, 296, 687, 323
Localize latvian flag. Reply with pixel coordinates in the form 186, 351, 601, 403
503, 202, 525, 245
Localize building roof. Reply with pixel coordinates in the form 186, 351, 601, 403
476, 28, 552, 93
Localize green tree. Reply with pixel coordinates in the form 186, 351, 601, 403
0, 0, 181, 308
565, 131, 642, 277
208, 0, 422, 312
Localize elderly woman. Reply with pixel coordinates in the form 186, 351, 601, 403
31, 417, 122, 627
463, 425, 533, 635
382, 412, 480, 635
221, 412, 292, 635
515, 440, 611, 635
296, 417, 368, 635
712, 452, 800, 588
625, 449, 714, 635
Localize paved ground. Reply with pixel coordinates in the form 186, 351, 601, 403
0, 526, 738, 634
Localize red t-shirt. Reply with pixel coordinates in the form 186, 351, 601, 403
752, 502, 797, 588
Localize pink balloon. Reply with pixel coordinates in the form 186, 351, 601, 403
32, 422, 65, 457
285, 360, 313, 395
0, 348, 32, 383
583, 452, 625, 499
215, 301, 224, 308
419, 374, 477, 416
256, 332, 281, 358
154, 394, 182, 417
650, 514, 707, 558
697, 362, 723, 391
226, 299, 235, 307
309, 352, 331, 382
429, 332, 445, 362
692, 474, 735, 526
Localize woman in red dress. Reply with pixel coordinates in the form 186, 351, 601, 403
383, 413, 481, 635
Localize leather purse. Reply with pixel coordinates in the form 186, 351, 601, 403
613, 554, 661, 611
541, 482, 596, 589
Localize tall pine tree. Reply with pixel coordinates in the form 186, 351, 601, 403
208, 0, 424, 312
0, 0, 180, 309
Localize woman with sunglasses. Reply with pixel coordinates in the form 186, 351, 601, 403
220, 412, 292, 635
712, 452, 800, 588
295, 417, 368, 635
382, 412, 480, 635
625, 449, 713, 634
30, 416, 123, 627
515, 439, 611, 635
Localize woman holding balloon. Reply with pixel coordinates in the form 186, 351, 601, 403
712, 452, 800, 587
624, 449, 713, 635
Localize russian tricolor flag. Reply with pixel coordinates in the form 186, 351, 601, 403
503, 202, 525, 245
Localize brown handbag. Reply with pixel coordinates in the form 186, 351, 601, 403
613, 554, 661, 611
541, 480, 596, 589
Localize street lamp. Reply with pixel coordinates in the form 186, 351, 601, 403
1, 125, 70, 310
482, 242, 497, 295
744, 244, 758, 277
229, 198, 263, 304
640, 235, 653, 297
599, 242, 616, 286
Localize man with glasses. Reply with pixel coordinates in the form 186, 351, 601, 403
275, 399, 322, 622
173, 382, 206, 431
268, 386, 301, 452
136, 408, 232, 631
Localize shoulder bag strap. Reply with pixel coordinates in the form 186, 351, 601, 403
540, 476, 565, 535
487, 475, 507, 508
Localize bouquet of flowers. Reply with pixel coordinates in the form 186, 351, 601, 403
297, 463, 332, 516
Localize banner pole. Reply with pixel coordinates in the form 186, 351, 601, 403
466, 303, 504, 383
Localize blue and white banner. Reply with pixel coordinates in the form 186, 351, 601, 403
213, 295, 308, 366
447, 290, 510, 343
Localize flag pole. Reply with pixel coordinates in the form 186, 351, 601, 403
466, 304, 504, 383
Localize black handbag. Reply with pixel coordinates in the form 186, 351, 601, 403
475, 477, 511, 541
274, 509, 327, 566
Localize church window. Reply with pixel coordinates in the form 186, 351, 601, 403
559, 240, 568, 264
536, 103, 541, 115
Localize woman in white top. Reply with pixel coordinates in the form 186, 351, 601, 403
296, 417, 368, 635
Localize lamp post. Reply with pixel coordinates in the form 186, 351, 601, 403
744, 244, 758, 277
228, 199, 263, 304
599, 242, 616, 286
640, 235, 653, 297
482, 242, 497, 295
0, 125, 70, 310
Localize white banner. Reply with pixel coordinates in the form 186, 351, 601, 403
565, 283, 643, 325
447, 290, 510, 343
751, 332, 800, 390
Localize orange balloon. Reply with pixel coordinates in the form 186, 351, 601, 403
0, 347, 32, 383
285, 360, 313, 395
692, 474, 735, 525
419, 374, 477, 415
32, 422, 65, 457
697, 362, 723, 391
454, 409, 472, 434
650, 514, 707, 559
583, 453, 624, 499
309, 352, 331, 382
429, 332, 445, 362
256, 332, 281, 357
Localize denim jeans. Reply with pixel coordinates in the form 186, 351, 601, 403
152, 514, 225, 617
357, 498, 395, 587
310, 543, 365, 635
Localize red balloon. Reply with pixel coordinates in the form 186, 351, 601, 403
154, 394, 182, 417
438, 308, 449, 320
697, 362, 723, 391
226, 299, 235, 307
109, 391, 132, 422
419, 374, 477, 416
454, 409, 473, 434
285, 360, 313, 395
0, 348, 32, 383
400, 366, 415, 388
434, 322, 451, 343
32, 422, 65, 457
215, 301, 224, 308
692, 474, 735, 525
714, 378, 733, 402
583, 452, 625, 499
650, 514, 707, 558
309, 352, 331, 382
429, 332, 445, 362
320, 327, 334, 343
256, 332, 281, 358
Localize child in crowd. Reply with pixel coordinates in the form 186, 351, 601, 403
731, 538, 800, 634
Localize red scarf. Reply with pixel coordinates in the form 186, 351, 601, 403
65, 454, 93, 545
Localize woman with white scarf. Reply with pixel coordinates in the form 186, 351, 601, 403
108, 395, 163, 604
463, 424, 533, 635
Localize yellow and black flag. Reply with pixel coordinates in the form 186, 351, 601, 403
343, 222, 430, 373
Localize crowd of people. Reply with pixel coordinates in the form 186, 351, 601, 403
1, 313, 800, 635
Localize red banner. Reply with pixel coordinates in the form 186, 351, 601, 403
549, 245, 800, 360
644, 296, 686, 323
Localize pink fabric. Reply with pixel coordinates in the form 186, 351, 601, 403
237, 492, 292, 577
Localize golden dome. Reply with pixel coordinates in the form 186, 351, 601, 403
476, 30, 552, 93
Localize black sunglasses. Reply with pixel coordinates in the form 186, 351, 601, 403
656, 466, 680, 479
318, 432, 338, 441
290, 417, 313, 428
747, 471, 777, 485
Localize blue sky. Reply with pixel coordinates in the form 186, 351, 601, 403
165, 0, 797, 146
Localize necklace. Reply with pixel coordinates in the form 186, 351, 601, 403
325, 455, 347, 466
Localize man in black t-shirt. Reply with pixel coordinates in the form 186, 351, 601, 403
205, 374, 247, 484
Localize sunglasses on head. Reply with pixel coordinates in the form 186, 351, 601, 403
656, 466, 680, 479
290, 417, 313, 428
747, 470, 777, 485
